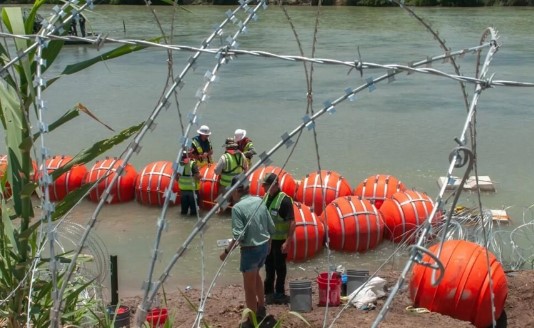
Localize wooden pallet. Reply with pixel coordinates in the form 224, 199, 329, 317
437, 175, 495, 192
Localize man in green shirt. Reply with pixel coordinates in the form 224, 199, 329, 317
220, 176, 275, 327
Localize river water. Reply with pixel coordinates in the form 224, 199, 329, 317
3, 4, 534, 297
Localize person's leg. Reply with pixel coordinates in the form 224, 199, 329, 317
180, 191, 189, 215
271, 240, 289, 304
263, 247, 275, 304
190, 190, 199, 215
273, 240, 288, 295
255, 270, 266, 320
242, 270, 258, 314
256, 242, 269, 320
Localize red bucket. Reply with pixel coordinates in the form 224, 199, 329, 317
316, 272, 341, 306
146, 308, 168, 327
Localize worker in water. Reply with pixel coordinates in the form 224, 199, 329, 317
190, 125, 213, 168
234, 129, 256, 168
214, 138, 248, 193
79, 14, 86, 37
177, 150, 200, 216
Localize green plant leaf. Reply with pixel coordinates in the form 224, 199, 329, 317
2, 7, 34, 98
58, 37, 162, 77
23, 0, 47, 33
1, 205, 19, 255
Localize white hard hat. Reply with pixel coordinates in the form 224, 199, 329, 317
234, 129, 246, 142
197, 125, 211, 136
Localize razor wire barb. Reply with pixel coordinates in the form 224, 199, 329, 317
137, 26, 514, 328
370, 27, 500, 328
2, 2, 534, 328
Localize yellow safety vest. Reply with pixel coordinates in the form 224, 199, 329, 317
264, 192, 292, 240
192, 138, 212, 168
179, 161, 199, 191
220, 152, 244, 187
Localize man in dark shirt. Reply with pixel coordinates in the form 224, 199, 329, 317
262, 173, 296, 305
190, 125, 213, 168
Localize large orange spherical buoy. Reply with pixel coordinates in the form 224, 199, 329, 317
286, 202, 325, 262
198, 164, 219, 209
380, 190, 436, 244
321, 196, 384, 252
353, 174, 407, 209
135, 161, 179, 206
44, 155, 87, 202
86, 158, 137, 204
248, 166, 297, 198
409, 240, 508, 327
295, 170, 352, 216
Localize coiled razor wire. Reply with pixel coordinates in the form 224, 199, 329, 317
2, 2, 534, 328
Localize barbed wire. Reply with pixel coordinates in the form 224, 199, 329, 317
2, 32, 534, 89
2, 1, 534, 328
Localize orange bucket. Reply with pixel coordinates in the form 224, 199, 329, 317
316, 272, 341, 307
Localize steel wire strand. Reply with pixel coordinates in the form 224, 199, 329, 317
135, 2, 268, 326
193, 183, 273, 328
328, 206, 446, 328
370, 28, 500, 328
279, 1, 338, 325
16, 2, 112, 326
46, 2, 253, 322
459, 27, 500, 328
390, 0, 471, 113
142, 0, 208, 322
140, 32, 508, 327
194, 6, 310, 322
5, 32, 534, 88
189, 2, 271, 324
32, 3, 89, 324
3, 5, 532, 328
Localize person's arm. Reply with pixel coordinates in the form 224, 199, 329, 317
214, 156, 225, 175
220, 238, 238, 261
280, 196, 295, 253
192, 163, 201, 182
240, 152, 249, 172
244, 141, 256, 158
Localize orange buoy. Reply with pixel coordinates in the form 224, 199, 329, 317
321, 196, 384, 252
0, 155, 10, 196
135, 161, 179, 206
380, 190, 436, 244
286, 202, 325, 262
43, 155, 87, 202
0, 155, 38, 197
198, 164, 219, 209
409, 240, 508, 327
248, 165, 297, 198
295, 170, 352, 216
353, 174, 407, 209
86, 158, 137, 204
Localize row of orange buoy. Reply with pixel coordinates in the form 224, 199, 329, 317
0, 155, 437, 250
1, 155, 508, 326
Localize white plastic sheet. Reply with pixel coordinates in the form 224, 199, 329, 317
347, 276, 387, 310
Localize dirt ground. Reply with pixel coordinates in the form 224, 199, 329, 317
122, 270, 534, 328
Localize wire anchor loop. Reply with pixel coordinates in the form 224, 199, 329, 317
409, 244, 445, 286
